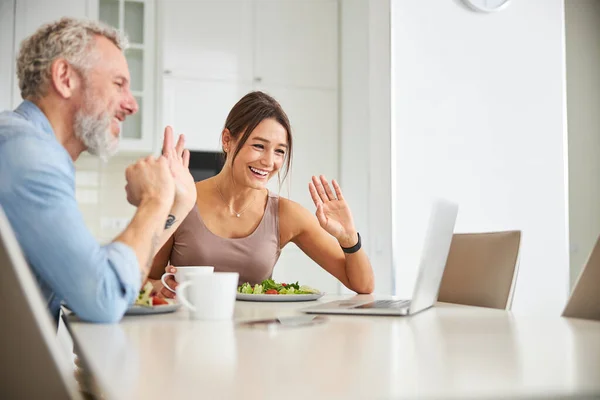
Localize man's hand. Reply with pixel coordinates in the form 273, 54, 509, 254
125, 155, 174, 209
161, 126, 197, 212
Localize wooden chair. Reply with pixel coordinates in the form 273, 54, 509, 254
0, 206, 82, 399
563, 235, 600, 321
438, 231, 521, 309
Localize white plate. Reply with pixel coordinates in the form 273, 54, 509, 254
236, 292, 324, 302
125, 303, 181, 315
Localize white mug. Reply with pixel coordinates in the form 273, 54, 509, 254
176, 272, 239, 320
161, 266, 214, 293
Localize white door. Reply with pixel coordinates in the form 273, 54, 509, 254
162, 77, 253, 151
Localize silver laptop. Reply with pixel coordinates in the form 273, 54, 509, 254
302, 198, 459, 316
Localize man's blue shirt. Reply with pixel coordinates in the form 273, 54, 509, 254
0, 101, 141, 323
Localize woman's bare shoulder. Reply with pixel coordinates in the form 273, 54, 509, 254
279, 196, 304, 214
195, 177, 213, 190
195, 178, 216, 200
278, 196, 315, 228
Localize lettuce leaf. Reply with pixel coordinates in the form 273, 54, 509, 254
237, 280, 319, 295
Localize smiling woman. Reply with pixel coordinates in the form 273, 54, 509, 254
147, 91, 375, 297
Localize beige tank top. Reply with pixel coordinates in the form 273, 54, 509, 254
170, 191, 281, 285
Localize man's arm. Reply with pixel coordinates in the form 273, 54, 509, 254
116, 155, 177, 276
114, 196, 171, 277
0, 138, 171, 323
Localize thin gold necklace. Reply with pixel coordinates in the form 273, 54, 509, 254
215, 181, 256, 218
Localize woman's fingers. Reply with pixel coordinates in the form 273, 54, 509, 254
182, 149, 190, 168
319, 175, 337, 201
160, 286, 176, 299
332, 179, 344, 201
162, 126, 174, 156
312, 175, 331, 202
309, 181, 322, 207
162, 126, 188, 164
175, 133, 186, 157
160, 276, 177, 298
309, 175, 344, 212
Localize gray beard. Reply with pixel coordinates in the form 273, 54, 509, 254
73, 106, 119, 160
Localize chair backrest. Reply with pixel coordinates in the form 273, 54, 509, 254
0, 206, 81, 399
437, 230, 521, 309
562, 235, 600, 321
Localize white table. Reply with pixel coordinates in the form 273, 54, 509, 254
65, 295, 600, 400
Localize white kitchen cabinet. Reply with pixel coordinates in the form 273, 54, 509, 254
9, 0, 155, 153
97, 0, 155, 153
254, 0, 338, 89
158, 0, 339, 152
11, 0, 96, 107
161, 77, 253, 152
160, 0, 253, 82
0, 0, 15, 111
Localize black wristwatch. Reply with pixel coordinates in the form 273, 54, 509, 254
341, 232, 361, 254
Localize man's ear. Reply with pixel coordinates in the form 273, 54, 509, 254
50, 58, 79, 99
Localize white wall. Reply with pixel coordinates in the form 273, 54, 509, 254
565, 0, 600, 288
391, 0, 569, 315
340, 0, 393, 295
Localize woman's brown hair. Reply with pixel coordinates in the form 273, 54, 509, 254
222, 91, 293, 184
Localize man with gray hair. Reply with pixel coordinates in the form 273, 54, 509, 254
0, 17, 197, 323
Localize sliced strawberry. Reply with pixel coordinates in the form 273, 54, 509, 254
152, 296, 168, 306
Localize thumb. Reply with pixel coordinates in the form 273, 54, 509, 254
316, 203, 327, 226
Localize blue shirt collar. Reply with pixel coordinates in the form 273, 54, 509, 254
13, 100, 74, 168
14, 100, 56, 138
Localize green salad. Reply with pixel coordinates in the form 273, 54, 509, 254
237, 279, 320, 295
135, 281, 173, 307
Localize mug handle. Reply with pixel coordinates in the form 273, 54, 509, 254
176, 281, 196, 311
161, 272, 177, 293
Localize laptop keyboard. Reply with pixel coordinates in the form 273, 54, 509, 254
355, 300, 411, 309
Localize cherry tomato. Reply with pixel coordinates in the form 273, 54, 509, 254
265, 289, 279, 295
281, 283, 287, 287
152, 296, 168, 306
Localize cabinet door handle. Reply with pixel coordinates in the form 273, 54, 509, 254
164, 70, 172, 75
254, 77, 262, 83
